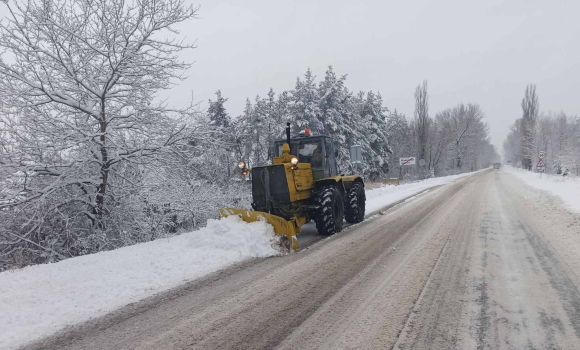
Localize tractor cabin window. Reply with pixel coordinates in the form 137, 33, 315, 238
277, 140, 324, 169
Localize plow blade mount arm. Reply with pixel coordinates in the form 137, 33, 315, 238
219, 208, 300, 250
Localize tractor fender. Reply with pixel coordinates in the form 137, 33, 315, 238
313, 177, 346, 194
314, 175, 365, 195
341, 175, 365, 188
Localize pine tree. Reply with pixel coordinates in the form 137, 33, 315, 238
234, 98, 255, 166
318, 66, 346, 136
253, 95, 266, 165
290, 68, 323, 133
360, 92, 390, 178
263, 89, 284, 161
208, 90, 231, 128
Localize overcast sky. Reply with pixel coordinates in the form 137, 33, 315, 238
169, 0, 580, 154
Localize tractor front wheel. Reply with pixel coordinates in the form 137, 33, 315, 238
314, 186, 344, 235
345, 182, 366, 223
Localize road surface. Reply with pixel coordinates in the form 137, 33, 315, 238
24, 170, 580, 350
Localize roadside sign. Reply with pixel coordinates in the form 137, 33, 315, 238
419, 159, 426, 166
350, 145, 362, 164
399, 157, 416, 166
537, 158, 546, 172
539, 151, 545, 159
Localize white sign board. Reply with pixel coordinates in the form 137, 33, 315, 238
400, 157, 416, 166
350, 145, 362, 164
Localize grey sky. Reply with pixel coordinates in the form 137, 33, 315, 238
170, 0, 580, 153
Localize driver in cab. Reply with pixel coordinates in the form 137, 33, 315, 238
310, 143, 323, 168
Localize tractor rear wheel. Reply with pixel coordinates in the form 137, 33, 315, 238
314, 186, 344, 235
345, 182, 366, 223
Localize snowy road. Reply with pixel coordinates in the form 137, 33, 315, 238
23, 170, 580, 350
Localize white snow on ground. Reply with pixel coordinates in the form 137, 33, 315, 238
365, 169, 488, 213
0, 168, 487, 349
504, 166, 580, 213
0, 216, 280, 350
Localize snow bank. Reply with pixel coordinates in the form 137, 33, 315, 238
504, 166, 580, 213
0, 216, 280, 350
366, 169, 488, 213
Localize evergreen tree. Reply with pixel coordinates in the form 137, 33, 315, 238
318, 66, 346, 136
358, 92, 390, 178
291, 68, 323, 133
208, 90, 231, 128
233, 98, 255, 166
263, 89, 285, 161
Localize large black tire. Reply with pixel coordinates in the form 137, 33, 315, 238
345, 182, 366, 223
313, 186, 344, 235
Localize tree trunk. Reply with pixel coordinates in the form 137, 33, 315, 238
96, 106, 108, 219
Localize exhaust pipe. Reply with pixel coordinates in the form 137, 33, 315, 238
286, 122, 291, 145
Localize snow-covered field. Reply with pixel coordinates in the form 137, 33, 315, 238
504, 166, 580, 213
0, 169, 487, 349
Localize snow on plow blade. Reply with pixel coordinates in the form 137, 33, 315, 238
219, 208, 299, 250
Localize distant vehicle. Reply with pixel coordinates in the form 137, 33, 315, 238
493, 163, 501, 169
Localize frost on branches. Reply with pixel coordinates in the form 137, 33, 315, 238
0, 0, 215, 268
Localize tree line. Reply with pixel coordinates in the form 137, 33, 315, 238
392, 81, 499, 179
503, 84, 580, 175
209, 74, 498, 184
206, 67, 392, 182
0, 0, 496, 269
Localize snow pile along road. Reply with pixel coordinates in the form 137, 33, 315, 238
504, 166, 580, 213
0, 216, 280, 350
365, 169, 488, 213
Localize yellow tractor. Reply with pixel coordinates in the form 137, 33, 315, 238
219, 123, 366, 250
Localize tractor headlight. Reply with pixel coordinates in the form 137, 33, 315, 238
291, 157, 298, 165
237, 161, 246, 169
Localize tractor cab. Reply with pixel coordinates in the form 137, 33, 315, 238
274, 134, 338, 180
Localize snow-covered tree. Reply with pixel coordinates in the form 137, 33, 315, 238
414, 80, 430, 171
291, 68, 323, 133
386, 109, 411, 168
208, 90, 231, 128
521, 84, 539, 170
318, 66, 346, 136
0, 0, 199, 265
360, 92, 391, 178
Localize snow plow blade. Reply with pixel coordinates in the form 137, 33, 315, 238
219, 208, 299, 250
